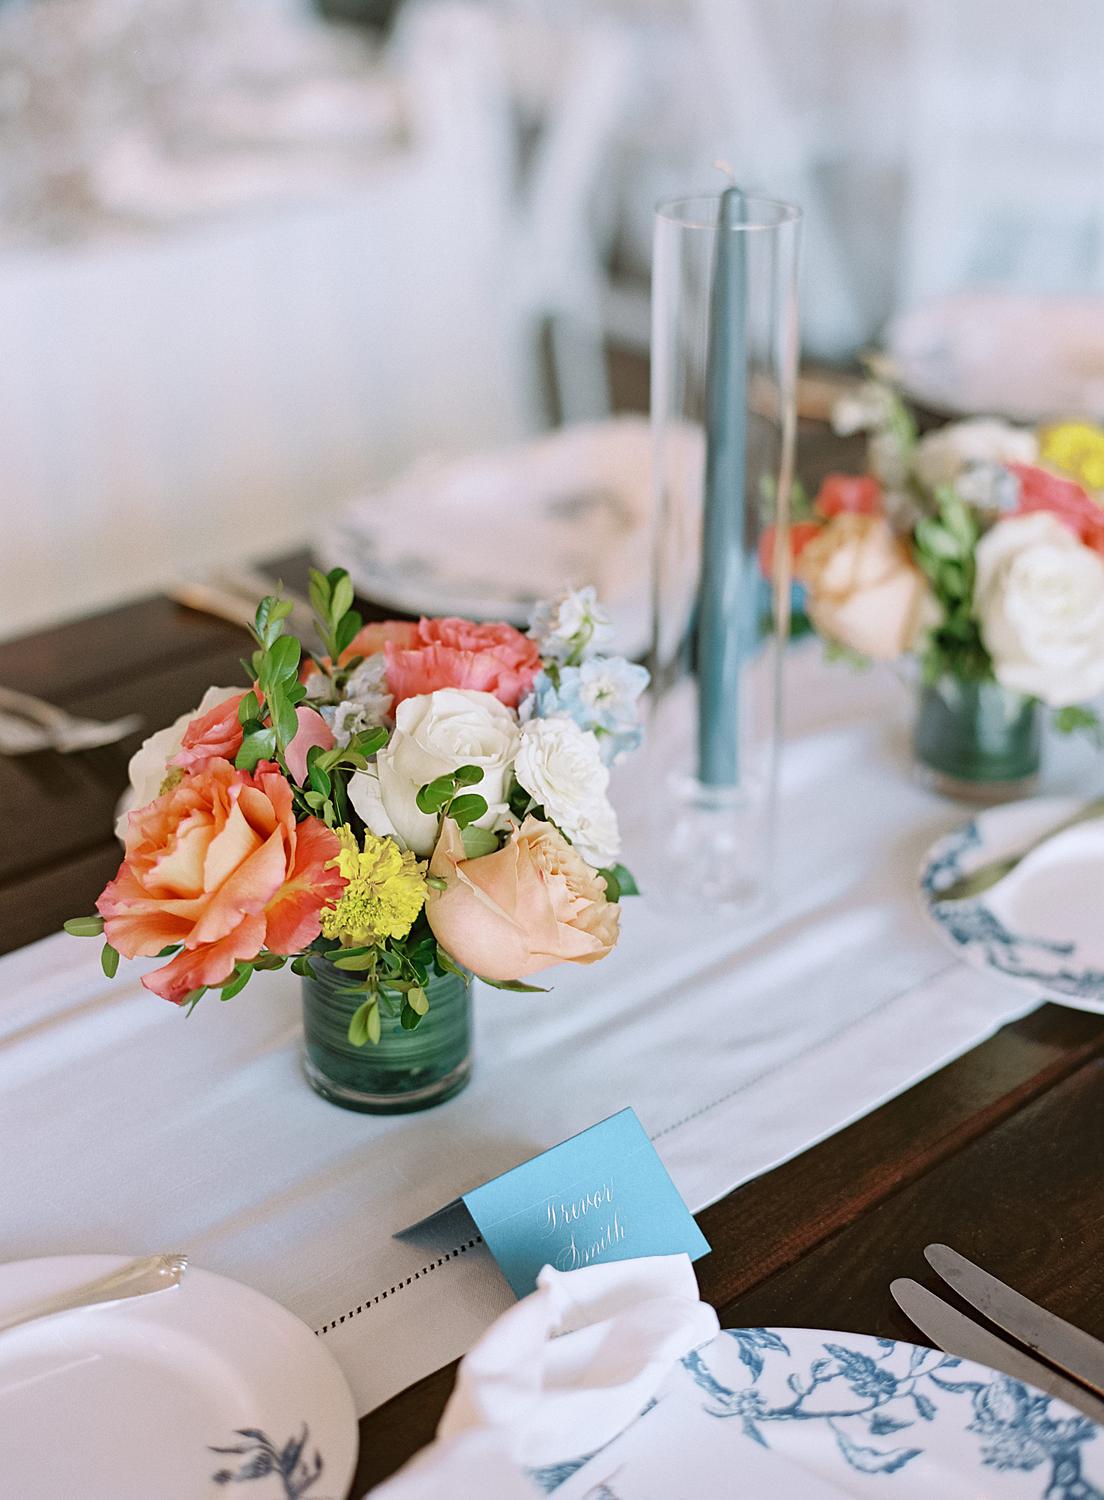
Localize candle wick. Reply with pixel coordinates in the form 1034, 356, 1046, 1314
713, 159, 739, 186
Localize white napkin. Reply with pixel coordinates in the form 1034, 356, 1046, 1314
367, 1253, 719, 1497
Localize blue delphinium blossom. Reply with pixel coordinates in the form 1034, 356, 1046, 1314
521, 656, 648, 765
528, 586, 614, 665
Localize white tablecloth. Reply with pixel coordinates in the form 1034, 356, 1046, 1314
1, 649, 1095, 1416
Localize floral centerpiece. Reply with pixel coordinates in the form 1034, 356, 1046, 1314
787, 381, 1104, 798
65, 571, 647, 1112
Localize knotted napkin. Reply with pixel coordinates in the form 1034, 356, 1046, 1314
368, 1252, 719, 1496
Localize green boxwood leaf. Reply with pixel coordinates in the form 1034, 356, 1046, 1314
449, 794, 488, 830
100, 942, 120, 978
478, 975, 550, 992
347, 998, 377, 1046
64, 915, 104, 937
237, 691, 260, 724
460, 825, 499, 859
416, 776, 457, 814
335, 609, 362, 655
407, 986, 429, 1016
330, 573, 355, 622
235, 726, 277, 771
452, 764, 485, 787
219, 965, 253, 1001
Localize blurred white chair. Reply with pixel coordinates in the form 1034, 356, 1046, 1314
896, 0, 1104, 307
689, 0, 872, 360
0, 2, 541, 639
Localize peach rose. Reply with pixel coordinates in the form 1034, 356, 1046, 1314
169, 690, 248, 773
386, 617, 541, 709
426, 815, 619, 982
796, 513, 936, 660
98, 758, 344, 1003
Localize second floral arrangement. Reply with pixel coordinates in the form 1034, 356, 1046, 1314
67, 574, 647, 1049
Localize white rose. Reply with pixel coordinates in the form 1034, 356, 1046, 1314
914, 419, 1037, 492
514, 717, 620, 867
348, 688, 520, 856
975, 512, 1104, 707
113, 685, 237, 840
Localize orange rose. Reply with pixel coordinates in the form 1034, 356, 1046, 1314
426, 816, 619, 982
98, 759, 344, 1003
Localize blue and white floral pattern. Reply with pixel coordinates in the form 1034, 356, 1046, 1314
921, 817, 1104, 1003
546, 1330, 1104, 1498
209, 1425, 326, 1498
687, 1331, 1101, 1496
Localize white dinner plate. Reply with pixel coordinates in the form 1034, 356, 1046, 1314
918, 797, 1104, 1008
884, 291, 1104, 421
547, 1327, 1104, 1498
0, 1255, 358, 1500
315, 416, 666, 658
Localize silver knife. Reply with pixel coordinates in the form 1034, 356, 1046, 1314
934, 797, 1104, 902
0, 1253, 188, 1337
926, 1243, 1104, 1398
891, 1278, 1104, 1425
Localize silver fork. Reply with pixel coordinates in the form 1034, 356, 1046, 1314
0, 685, 143, 756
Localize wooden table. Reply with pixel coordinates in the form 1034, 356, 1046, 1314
4, 438, 1104, 1497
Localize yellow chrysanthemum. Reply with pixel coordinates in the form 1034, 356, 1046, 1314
321, 826, 427, 947
1040, 422, 1104, 492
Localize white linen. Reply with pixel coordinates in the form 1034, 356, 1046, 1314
372, 1254, 718, 1496
0, 649, 1094, 1418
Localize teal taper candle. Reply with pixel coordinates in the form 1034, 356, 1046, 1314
696, 186, 747, 787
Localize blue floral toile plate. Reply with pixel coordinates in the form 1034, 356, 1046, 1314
0, 1255, 357, 1500
543, 1327, 1104, 1499
918, 797, 1104, 1010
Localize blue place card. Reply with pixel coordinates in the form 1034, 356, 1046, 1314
460, 1108, 710, 1298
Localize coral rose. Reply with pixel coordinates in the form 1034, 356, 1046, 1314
339, 618, 420, 666
169, 690, 249, 773
814, 473, 883, 518
1010, 463, 1104, 555
98, 759, 344, 1003
426, 815, 619, 982
385, 617, 541, 709
796, 513, 936, 660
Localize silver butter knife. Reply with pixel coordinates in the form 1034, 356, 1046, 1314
0, 1253, 188, 1337
891, 1278, 1104, 1425
935, 797, 1104, 903
926, 1243, 1104, 1398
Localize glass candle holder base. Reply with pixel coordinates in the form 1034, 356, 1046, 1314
657, 775, 774, 912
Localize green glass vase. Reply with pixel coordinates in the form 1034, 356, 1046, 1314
301, 958, 472, 1114
912, 677, 1041, 804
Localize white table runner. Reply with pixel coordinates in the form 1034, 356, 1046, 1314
1, 650, 1093, 1416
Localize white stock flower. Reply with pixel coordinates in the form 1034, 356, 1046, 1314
113, 685, 237, 840
348, 688, 519, 856
528, 586, 613, 664
913, 419, 1037, 493
975, 512, 1104, 707
343, 654, 393, 723
514, 717, 620, 867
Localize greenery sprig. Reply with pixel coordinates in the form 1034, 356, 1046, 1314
913, 487, 991, 685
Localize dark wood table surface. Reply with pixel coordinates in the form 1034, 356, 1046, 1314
3, 423, 1103, 1497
